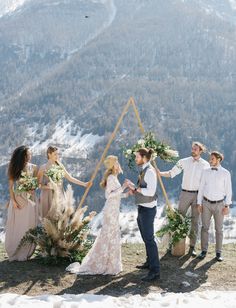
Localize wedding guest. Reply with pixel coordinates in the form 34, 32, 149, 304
38, 146, 92, 218
197, 151, 232, 261
5, 146, 38, 261
157, 142, 209, 256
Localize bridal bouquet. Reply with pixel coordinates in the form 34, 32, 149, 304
123, 132, 179, 168
15, 171, 38, 196
156, 208, 191, 246
45, 164, 65, 184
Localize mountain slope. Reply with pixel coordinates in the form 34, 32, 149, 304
0, 0, 236, 208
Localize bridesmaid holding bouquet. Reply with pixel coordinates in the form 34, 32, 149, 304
38, 146, 92, 218
5, 146, 39, 261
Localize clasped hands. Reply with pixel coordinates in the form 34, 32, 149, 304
123, 179, 141, 195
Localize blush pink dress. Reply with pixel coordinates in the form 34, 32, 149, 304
5, 163, 39, 261
38, 162, 65, 218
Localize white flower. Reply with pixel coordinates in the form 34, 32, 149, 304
137, 139, 145, 145
152, 153, 157, 159
165, 149, 179, 158
126, 149, 132, 155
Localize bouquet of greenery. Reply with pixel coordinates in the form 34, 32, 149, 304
123, 132, 179, 168
45, 164, 65, 184
15, 171, 38, 200
156, 208, 191, 246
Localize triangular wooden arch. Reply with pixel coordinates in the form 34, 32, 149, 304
78, 97, 172, 210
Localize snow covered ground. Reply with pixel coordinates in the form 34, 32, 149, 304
1, 203, 236, 244
91, 203, 236, 244
0, 291, 236, 308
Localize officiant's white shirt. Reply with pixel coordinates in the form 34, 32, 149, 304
139, 162, 157, 208
169, 157, 209, 191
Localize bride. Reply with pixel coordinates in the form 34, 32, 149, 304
66, 155, 130, 275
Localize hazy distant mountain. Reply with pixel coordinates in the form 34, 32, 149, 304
0, 0, 236, 212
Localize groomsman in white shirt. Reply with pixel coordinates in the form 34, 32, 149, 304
158, 142, 209, 256
197, 151, 232, 261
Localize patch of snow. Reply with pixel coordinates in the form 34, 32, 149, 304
181, 281, 191, 287
0, 0, 30, 18
0, 291, 236, 307
25, 119, 103, 159
0, 157, 8, 168
185, 271, 199, 278
0, 231, 5, 243
229, 0, 236, 10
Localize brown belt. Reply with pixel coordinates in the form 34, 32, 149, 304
203, 196, 224, 204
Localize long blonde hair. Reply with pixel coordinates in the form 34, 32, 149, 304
100, 169, 115, 189
100, 155, 118, 189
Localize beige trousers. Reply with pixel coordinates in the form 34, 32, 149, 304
201, 200, 224, 253
178, 191, 199, 247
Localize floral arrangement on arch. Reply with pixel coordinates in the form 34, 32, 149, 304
123, 132, 179, 168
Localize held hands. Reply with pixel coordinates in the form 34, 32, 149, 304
124, 179, 135, 190
127, 189, 135, 196
124, 179, 141, 194
122, 180, 136, 197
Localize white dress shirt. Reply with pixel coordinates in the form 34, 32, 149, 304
139, 162, 157, 208
169, 157, 210, 191
197, 165, 232, 205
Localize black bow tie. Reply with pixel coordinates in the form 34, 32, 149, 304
211, 168, 218, 171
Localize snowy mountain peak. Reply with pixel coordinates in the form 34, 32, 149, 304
0, 0, 30, 18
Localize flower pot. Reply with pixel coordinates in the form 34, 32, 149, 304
171, 238, 186, 256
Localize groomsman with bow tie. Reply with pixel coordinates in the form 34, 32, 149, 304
158, 142, 209, 256
197, 151, 232, 261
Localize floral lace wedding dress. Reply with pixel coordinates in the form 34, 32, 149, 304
66, 174, 127, 275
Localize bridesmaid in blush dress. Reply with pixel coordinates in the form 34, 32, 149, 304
38, 146, 92, 218
5, 146, 39, 261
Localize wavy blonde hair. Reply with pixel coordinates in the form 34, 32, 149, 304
100, 169, 115, 189
100, 155, 118, 189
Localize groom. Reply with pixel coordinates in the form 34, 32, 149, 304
127, 148, 160, 282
